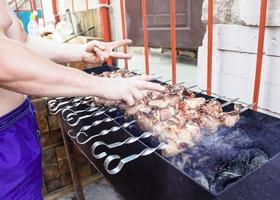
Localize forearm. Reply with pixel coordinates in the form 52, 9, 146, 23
0, 37, 103, 97
24, 36, 84, 64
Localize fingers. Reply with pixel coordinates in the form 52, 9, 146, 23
122, 93, 135, 107
130, 87, 143, 101
130, 75, 155, 81
110, 39, 132, 49
93, 47, 105, 63
133, 81, 165, 92
109, 51, 132, 60
86, 41, 106, 52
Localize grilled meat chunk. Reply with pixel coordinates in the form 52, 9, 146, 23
90, 69, 242, 157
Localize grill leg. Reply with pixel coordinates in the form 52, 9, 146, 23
59, 118, 85, 200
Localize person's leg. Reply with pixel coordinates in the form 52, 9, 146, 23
0, 98, 42, 200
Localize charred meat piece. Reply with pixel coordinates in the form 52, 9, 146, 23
199, 100, 223, 118
136, 111, 158, 132
178, 97, 206, 111
198, 114, 221, 134
90, 69, 242, 157
220, 104, 241, 128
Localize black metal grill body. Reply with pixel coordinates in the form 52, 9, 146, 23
57, 66, 280, 200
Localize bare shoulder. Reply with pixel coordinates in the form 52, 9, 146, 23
0, 0, 13, 32
0, 0, 26, 42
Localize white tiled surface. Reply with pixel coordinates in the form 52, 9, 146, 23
198, 44, 280, 113
202, 0, 280, 26
203, 24, 280, 57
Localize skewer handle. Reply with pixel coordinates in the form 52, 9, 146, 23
104, 143, 166, 175
91, 132, 153, 159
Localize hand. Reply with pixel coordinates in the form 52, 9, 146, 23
97, 75, 165, 106
80, 39, 132, 64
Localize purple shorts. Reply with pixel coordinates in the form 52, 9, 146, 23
0, 98, 42, 200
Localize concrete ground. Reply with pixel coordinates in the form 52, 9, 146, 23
120, 47, 198, 88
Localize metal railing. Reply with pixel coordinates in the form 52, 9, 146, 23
22, 0, 268, 111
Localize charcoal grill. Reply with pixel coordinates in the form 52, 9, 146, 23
50, 66, 280, 200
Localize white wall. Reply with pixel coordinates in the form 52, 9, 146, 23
198, 0, 280, 113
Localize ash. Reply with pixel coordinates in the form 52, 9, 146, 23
168, 114, 274, 193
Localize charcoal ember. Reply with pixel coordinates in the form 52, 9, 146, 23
188, 169, 209, 190
248, 148, 268, 160
227, 150, 250, 176
248, 148, 268, 172
249, 156, 268, 172
170, 153, 191, 171
213, 171, 241, 193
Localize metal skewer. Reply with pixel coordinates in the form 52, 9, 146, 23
162, 79, 172, 84
62, 106, 100, 121
92, 132, 153, 159
175, 81, 185, 86
76, 120, 136, 145
240, 103, 255, 113
67, 115, 124, 139
221, 97, 240, 108
186, 85, 198, 90
104, 142, 167, 175
49, 101, 83, 115
49, 97, 89, 113
66, 107, 118, 126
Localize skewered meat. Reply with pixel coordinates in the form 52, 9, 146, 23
91, 69, 242, 156
152, 120, 202, 157
136, 111, 157, 132
99, 69, 135, 78
178, 97, 206, 111
148, 95, 179, 109
220, 104, 241, 128
199, 100, 223, 118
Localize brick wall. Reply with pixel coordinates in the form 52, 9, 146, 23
32, 97, 97, 195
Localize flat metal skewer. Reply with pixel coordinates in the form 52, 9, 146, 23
76, 120, 136, 145
103, 142, 167, 175
240, 103, 255, 113
91, 132, 153, 159
66, 107, 118, 126
186, 85, 198, 90
67, 115, 124, 139
221, 97, 240, 108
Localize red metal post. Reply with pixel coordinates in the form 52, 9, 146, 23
71, 0, 75, 13
56, 0, 59, 13
30, 0, 38, 22
170, 0, 177, 85
207, 0, 213, 96
29, 0, 33, 10
14, 0, 18, 12
141, 0, 150, 75
52, 0, 60, 25
252, 0, 268, 110
120, 0, 128, 69
86, 0, 89, 10
40, 0, 45, 26
31, 0, 37, 11
99, 0, 113, 65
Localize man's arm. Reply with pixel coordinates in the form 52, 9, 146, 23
0, 37, 163, 105
24, 36, 88, 64
4, 1, 131, 64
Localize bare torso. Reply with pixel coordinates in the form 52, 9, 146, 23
0, 1, 27, 117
